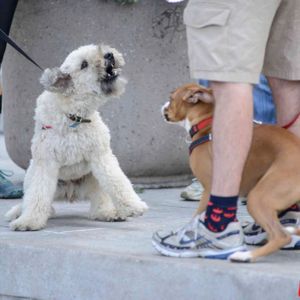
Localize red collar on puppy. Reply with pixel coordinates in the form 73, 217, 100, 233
189, 116, 213, 138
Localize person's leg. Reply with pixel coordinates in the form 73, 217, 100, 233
152, 0, 279, 259
0, 0, 19, 113
210, 82, 253, 196
0, 0, 19, 63
0, 0, 22, 199
263, 0, 300, 134
267, 77, 300, 137
200, 83, 253, 232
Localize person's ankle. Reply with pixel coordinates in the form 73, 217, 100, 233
204, 195, 238, 232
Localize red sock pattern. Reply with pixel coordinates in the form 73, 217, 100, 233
204, 195, 238, 233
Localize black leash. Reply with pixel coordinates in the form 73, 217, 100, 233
0, 28, 44, 71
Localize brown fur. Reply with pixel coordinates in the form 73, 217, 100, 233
164, 83, 300, 261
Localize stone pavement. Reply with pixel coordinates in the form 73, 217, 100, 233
0, 133, 300, 300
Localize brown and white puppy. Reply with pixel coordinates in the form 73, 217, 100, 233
162, 82, 300, 262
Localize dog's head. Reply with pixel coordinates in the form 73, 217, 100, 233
40, 44, 126, 101
162, 83, 214, 129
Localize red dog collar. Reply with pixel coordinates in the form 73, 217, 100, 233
189, 116, 213, 138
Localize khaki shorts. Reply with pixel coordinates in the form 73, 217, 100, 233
184, 0, 300, 84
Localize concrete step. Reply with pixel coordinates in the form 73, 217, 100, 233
0, 189, 299, 300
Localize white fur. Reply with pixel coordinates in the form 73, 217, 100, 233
5, 44, 148, 231
228, 251, 253, 263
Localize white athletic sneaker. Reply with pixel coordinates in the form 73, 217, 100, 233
180, 178, 204, 201
243, 211, 300, 249
152, 213, 247, 259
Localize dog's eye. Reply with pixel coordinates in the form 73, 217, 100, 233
81, 60, 88, 70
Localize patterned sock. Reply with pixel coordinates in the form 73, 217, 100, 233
204, 195, 238, 233
278, 204, 300, 218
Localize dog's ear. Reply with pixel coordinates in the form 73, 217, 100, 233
40, 68, 74, 95
183, 85, 214, 104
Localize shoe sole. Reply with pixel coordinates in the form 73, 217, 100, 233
180, 197, 200, 202
282, 234, 300, 250
152, 239, 247, 259
180, 192, 201, 202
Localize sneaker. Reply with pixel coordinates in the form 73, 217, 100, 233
180, 178, 204, 201
0, 170, 23, 199
165, 0, 185, 3
152, 213, 247, 259
243, 211, 300, 249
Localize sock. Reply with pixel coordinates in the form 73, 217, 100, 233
204, 195, 238, 233
278, 204, 300, 218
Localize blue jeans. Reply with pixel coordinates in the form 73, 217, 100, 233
199, 75, 276, 124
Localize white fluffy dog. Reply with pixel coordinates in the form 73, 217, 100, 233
5, 44, 148, 231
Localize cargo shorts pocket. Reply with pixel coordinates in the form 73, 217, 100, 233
184, 3, 231, 72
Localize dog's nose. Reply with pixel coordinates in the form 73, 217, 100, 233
104, 52, 115, 65
164, 113, 170, 122
161, 101, 171, 122
104, 52, 113, 60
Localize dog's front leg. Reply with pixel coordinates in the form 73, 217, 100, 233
194, 189, 210, 216
8, 160, 59, 231
90, 151, 148, 220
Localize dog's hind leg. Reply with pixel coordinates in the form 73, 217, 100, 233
247, 205, 290, 261
8, 160, 59, 231
230, 194, 291, 262
194, 189, 210, 216
90, 152, 148, 220
230, 170, 300, 262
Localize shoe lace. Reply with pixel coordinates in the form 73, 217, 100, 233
0, 169, 14, 178
177, 215, 201, 242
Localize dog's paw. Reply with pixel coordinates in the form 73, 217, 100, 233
117, 199, 148, 218
9, 215, 47, 231
89, 207, 126, 222
5, 204, 22, 222
228, 251, 253, 263
130, 200, 148, 216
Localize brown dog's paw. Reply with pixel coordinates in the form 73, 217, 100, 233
228, 251, 253, 263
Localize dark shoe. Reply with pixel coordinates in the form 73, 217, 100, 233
243, 211, 300, 249
0, 170, 23, 199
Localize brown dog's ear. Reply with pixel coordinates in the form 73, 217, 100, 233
183, 85, 214, 104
